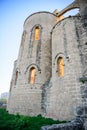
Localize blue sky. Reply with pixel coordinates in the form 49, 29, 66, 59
0, 0, 77, 96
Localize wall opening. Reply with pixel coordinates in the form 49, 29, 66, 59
29, 67, 36, 84
34, 26, 40, 40
64, 8, 79, 17
57, 57, 64, 77
15, 71, 18, 85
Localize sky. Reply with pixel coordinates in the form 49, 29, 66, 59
0, 0, 78, 96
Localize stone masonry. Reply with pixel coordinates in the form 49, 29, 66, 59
7, 0, 87, 129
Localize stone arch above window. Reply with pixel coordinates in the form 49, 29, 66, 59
57, 57, 64, 77
25, 63, 41, 74
29, 67, 36, 84
30, 24, 42, 42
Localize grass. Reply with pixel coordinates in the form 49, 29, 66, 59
0, 108, 67, 130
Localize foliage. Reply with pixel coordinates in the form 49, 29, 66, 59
0, 108, 67, 130
0, 98, 7, 106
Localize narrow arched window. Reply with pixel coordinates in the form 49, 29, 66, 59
57, 57, 64, 77
29, 67, 36, 84
15, 71, 18, 85
34, 27, 40, 40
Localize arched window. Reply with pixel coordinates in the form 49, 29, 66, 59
29, 67, 36, 84
57, 57, 64, 77
34, 26, 40, 40
15, 71, 18, 85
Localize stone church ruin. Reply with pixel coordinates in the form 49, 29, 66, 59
7, 0, 87, 129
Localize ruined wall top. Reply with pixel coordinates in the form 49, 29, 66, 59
57, 0, 87, 19
76, 0, 87, 17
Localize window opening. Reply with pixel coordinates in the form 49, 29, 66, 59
29, 67, 36, 84
34, 27, 40, 40
58, 57, 64, 77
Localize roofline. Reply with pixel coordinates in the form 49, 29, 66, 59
51, 15, 81, 33
23, 11, 57, 26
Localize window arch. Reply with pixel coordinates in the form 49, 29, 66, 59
57, 57, 64, 77
34, 26, 40, 40
15, 71, 18, 85
29, 67, 36, 84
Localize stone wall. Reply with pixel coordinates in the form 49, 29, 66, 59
7, 12, 57, 116
7, 1, 87, 128
41, 117, 84, 130
46, 16, 83, 121
7, 84, 42, 116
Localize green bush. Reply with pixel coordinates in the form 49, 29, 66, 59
0, 108, 67, 130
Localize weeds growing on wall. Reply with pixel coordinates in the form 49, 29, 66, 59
0, 108, 67, 130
